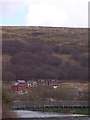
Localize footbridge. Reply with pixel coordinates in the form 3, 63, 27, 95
11, 101, 88, 111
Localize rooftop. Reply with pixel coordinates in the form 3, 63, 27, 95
17, 80, 26, 83
27, 80, 36, 83
12, 83, 19, 86
38, 79, 58, 82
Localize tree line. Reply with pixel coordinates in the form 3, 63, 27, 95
2, 40, 88, 82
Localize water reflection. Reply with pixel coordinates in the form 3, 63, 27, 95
13, 110, 88, 119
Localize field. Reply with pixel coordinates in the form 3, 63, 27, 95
2, 26, 88, 45
2, 81, 88, 102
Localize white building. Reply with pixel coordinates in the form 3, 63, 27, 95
27, 80, 37, 88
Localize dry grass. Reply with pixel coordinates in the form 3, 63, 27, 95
2, 104, 18, 118
58, 82, 88, 92
2, 26, 88, 46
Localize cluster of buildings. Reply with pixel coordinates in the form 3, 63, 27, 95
11, 79, 59, 94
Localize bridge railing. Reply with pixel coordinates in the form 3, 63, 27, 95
11, 101, 88, 109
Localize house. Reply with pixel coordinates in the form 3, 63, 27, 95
11, 80, 27, 93
27, 80, 37, 88
11, 83, 21, 92
38, 79, 48, 86
38, 79, 59, 88
49, 79, 59, 87
17, 80, 27, 90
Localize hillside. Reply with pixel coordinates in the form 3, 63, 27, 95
2, 26, 88, 82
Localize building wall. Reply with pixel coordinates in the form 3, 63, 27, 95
11, 85, 21, 91
27, 83, 32, 87
38, 79, 59, 87
27, 82, 37, 88
19, 83, 27, 90
33, 82, 37, 87
11, 82, 27, 92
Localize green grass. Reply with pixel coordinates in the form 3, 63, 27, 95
73, 109, 89, 115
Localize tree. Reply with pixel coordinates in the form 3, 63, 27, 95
2, 71, 16, 81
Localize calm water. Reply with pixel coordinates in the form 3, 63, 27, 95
13, 110, 90, 120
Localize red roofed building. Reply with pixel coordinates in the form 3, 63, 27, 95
11, 80, 27, 93
17, 80, 27, 90
11, 83, 21, 92
38, 79, 59, 88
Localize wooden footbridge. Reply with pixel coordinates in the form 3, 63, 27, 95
11, 101, 89, 111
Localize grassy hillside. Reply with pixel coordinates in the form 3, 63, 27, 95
2, 26, 88, 82
2, 26, 88, 45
